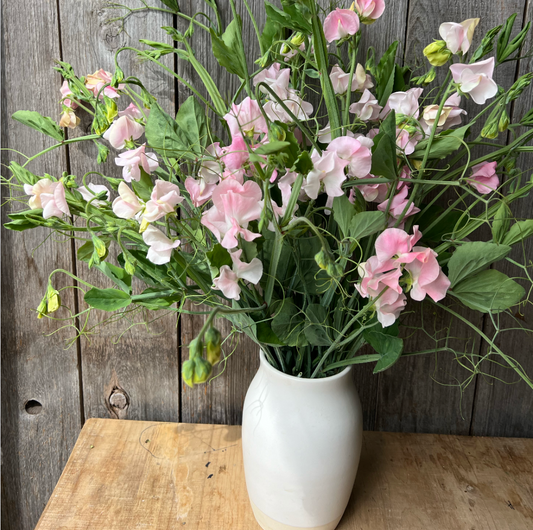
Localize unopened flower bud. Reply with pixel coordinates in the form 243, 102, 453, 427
92, 235, 107, 259
124, 258, 136, 276
205, 327, 222, 365
481, 121, 499, 139
412, 67, 436, 86
498, 109, 510, 132
315, 249, 328, 270
182, 359, 195, 388
290, 32, 305, 46
188, 337, 204, 360
423, 41, 452, 67
193, 357, 212, 384
37, 297, 48, 319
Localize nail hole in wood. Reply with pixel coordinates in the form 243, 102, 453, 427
24, 399, 42, 415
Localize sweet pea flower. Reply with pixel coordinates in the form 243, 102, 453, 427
303, 150, 349, 199
224, 97, 268, 138
352, 175, 389, 203
77, 183, 110, 207
142, 224, 180, 265
213, 250, 263, 301
396, 127, 422, 155
323, 8, 360, 43
378, 186, 420, 228
112, 182, 143, 219
271, 171, 299, 220
60, 80, 77, 109
24, 179, 70, 219
118, 103, 145, 120
383, 87, 424, 119
199, 143, 224, 184
404, 247, 451, 302
254, 64, 291, 99
202, 179, 263, 249
114, 144, 159, 182
422, 92, 466, 133
374, 226, 422, 263
350, 89, 382, 121
352, 0, 386, 24
143, 180, 183, 223
439, 18, 480, 55
59, 109, 80, 129
85, 69, 123, 99
328, 136, 372, 178
221, 135, 249, 171
263, 89, 313, 123
329, 64, 373, 94
467, 161, 499, 194
103, 115, 144, 149
185, 177, 217, 207
450, 58, 498, 105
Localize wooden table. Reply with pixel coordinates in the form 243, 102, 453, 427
35, 418, 533, 529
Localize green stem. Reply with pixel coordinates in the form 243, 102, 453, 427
342, 37, 358, 133
242, 0, 264, 56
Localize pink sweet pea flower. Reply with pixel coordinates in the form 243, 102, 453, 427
60, 80, 77, 109
221, 135, 249, 171
59, 109, 80, 129
318, 123, 354, 144
353, 0, 386, 24
114, 144, 159, 182
213, 250, 263, 301
103, 115, 144, 149
77, 183, 110, 207
378, 187, 420, 228
350, 89, 382, 121
254, 64, 291, 99
323, 8, 360, 43
467, 161, 499, 194
85, 69, 123, 99
112, 182, 143, 219
143, 180, 183, 223
450, 58, 498, 105
422, 92, 466, 134
374, 226, 421, 263
271, 171, 299, 221
439, 18, 480, 55
352, 174, 389, 203
118, 103, 145, 120
329, 64, 373, 94
199, 143, 224, 184
142, 225, 180, 265
263, 89, 313, 123
201, 179, 263, 249
396, 127, 422, 155
383, 87, 424, 119
328, 136, 372, 178
185, 177, 217, 207
303, 150, 349, 199
24, 179, 70, 219
404, 247, 450, 302
224, 97, 268, 138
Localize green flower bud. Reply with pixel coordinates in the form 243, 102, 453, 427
423, 41, 452, 67
182, 359, 195, 388
315, 249, 328, 270
36, 297, 48, 319
326, 262, 344, 279
481, 121, 499, 139
92, 235, 108, 259
498, 109, 510, 132
205, 327, 222, 366
188, 337, 204, 360
124, 258, 136, 276
412, 67, 436, 86
290, 32, 305, 46
111, 66, 124, 87
193, 357, 212, 384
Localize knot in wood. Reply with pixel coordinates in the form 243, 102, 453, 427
109, 391, 128, 410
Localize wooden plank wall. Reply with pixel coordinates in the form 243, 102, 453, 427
1, 1, 531, 528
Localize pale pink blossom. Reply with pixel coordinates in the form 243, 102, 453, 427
103, 115, 144, 149
114, 144, 158, 182
450, 58, 498, 105
328, 136, 372, 178
303, 150, 349, 199
383, 87, 424, 119
350, 89, 382, 121
59, 109, 80, 129
263, 89, 313, 123
118, 103, 145, 120
353, 0, 386, 23
378, 186, 420, 228
199, 143, 224, 184
143, 180, 183, 223
77, 183, 110, 207
224, 97, 268, 137
221, 135, 249, 171
112, 182, 143, 219
405, 247, 450, 302
24, 179, 70, 219
213, 250, 263, 301
60, 80, 77, 109
202, 179, 263, 249
85, 69, 123, 99
323, 8, 360, 43
395, 127, 422, 155
317, 123, 355, 144
353, 174, 389, 203
329, 64, 373, 94
439, 18, 480, 55
422, 92, 466, 134
467, 161, 499, 194
185, 177, 217, 207
254, 64, 291, 99
374, 226, 422, 263
271, 171, 299, 220
142, 225, 180, 265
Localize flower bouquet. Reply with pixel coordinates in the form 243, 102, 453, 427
3, 1, 533, 528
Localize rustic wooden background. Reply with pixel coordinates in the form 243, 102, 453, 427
1, 1, 532, 528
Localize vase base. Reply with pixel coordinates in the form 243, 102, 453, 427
250, 500, 342, 530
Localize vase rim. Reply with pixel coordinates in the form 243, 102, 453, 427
259, 350, 352, 383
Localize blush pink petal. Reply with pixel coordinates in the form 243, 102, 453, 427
323, 9, 360, 43
103, 116, 144, 149
213, 265, 241, 300
112, 182, 143, 219
328, 136, 372, 178
142, 225, 180, 265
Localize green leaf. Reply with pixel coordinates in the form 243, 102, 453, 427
412, 126, 470, 160
133, 288, 180, 310
210, 17, 248, 79
4, 219, 41, 231
9, 162, 39, 185
84, 288, 132, 311
159, 0, 179, 12
447, 242, 511, 287
502, 220, 533, 246
256, 321, 284, 346
293, 150, 313, 175
332, 195, 356, 238
131, 167, 154, 202
175, 96, 209, 156
373, 42, 399, 105
95, 141, 110, 164
272, 298, 308, 347
371, 111, 397, 179
452, 270, 525, 313
254, 141, 291, 155
304, 304, 331, 346
350, 211, 386, 241
94, 262, 132, 294
206, 244, 232, 278
363, 330, 404, 373
264, 1, 312, 34
260, 11, 282, 52
12, 110, 64, 141
492, 202, 511, 244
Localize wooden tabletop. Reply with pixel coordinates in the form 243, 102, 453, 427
35, 418, 533, 529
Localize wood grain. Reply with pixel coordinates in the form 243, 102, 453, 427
0, 1, 82, 529
35, 418, 533, 529
57, 0, 180, 423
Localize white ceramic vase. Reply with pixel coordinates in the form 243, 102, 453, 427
242, 351, 363, 530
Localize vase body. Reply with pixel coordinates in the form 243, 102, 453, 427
242, 351, 363, 530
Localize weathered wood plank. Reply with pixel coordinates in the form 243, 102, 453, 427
57, 0, 180, 424
1, 1, 82, 529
